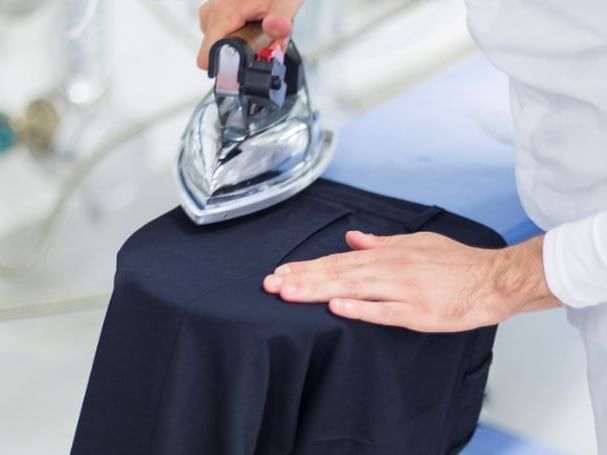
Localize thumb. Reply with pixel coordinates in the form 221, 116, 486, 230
346, 231, 401, 250
262, 0, 304, 49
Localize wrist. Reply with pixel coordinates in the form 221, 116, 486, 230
492, 235, 561, 317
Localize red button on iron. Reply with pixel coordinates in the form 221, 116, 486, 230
256, 48, 275, 62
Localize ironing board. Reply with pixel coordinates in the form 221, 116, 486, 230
324, 56, 541, 246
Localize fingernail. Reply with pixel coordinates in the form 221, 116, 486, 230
275, 264, 291, 275
282, 284, 298, 297
264, 275, 283, 291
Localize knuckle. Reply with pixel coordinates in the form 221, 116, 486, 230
246, 0, 266, 13
301, 283, 316, 297
341, 279, 361, 295
198, 2, 211, 26
204, 3, 227, 25
412, 232, 436, 245
284, 275, 304, 289
326, 254, 342, 267
285, 263, 301, 273
205, 7, 220, 25
367, 250, 385, 265
327, 266, 342, 280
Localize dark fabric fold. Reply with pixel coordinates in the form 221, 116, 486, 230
72, 179, 505, 455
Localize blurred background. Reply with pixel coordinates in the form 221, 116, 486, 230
0, 0, 597, 454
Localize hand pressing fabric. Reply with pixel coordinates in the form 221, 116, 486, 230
197, 0, 304, 69
264, 231, 561, 332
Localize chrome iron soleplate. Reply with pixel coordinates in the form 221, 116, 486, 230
176, 129, 336, 225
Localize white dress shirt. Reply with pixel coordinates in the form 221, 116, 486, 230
465, 0, 607, 452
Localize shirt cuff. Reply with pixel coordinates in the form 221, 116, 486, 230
543, 211, 607, 308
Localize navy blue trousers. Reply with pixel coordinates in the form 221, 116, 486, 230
71, 179, 505, 455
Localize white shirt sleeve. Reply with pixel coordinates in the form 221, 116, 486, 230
544, 212, 607, 308
464, 0, 607, 309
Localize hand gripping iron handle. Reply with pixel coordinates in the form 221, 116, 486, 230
208, 22, 290, 110
226, 22, 274, 54
207, 22, 274, 80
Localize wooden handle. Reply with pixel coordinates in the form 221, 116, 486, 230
227, 22, 273, 54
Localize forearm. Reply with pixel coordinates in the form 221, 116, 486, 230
492, 236, 561, 319
492, 210, 607, 319
465, 0, 607, 313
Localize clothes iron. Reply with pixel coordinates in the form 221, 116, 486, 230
176, 22, 335, 225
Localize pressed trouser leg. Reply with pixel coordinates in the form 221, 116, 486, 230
71, 179, 505, 455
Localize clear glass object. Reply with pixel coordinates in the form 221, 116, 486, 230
61, 0, 109, 106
